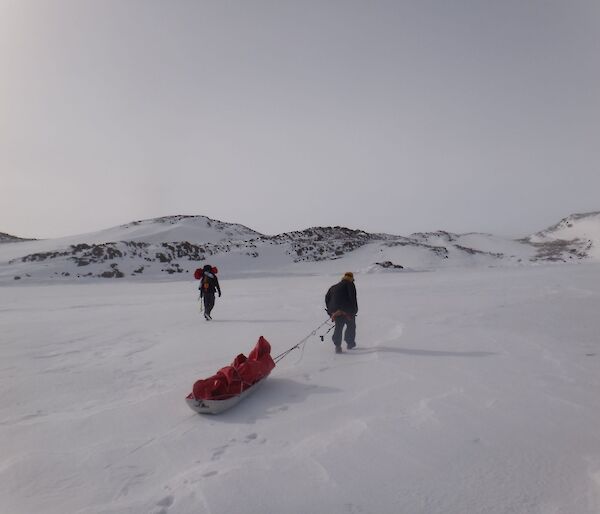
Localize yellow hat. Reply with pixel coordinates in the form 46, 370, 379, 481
342, 272, 354, 282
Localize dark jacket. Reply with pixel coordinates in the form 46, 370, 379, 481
200, 272, 221, 297
325, 280, 358, 316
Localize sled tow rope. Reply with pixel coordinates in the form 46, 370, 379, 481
273, 318, 332, 364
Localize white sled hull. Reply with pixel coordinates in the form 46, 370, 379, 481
186, 378, 267, 415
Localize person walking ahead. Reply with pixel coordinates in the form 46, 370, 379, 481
200, 265, 221, 320
325, 272, 358, 353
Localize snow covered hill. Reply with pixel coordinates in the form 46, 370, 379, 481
0, 216, 263, 281
525, 211, 600, 261
0, 232, 35, 244
1, 211, 599, 283
74, 215, 261, 245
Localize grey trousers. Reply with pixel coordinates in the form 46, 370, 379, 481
332, 315, 356, 347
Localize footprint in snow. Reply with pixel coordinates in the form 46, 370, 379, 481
210, 445, 229, 461
154, 494, 175, 514
156, 495, 174, 508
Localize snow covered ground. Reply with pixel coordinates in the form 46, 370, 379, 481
1, 264, 600, 514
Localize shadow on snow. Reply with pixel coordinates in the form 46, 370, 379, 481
208, 319, 302, 324
348, 345, 496, 358
197, 377, 341, 424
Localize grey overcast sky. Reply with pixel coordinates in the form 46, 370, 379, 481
1, 1, 599, 239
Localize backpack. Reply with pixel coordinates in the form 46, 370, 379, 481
325, 285, 335, 315
194, 266, 218, 280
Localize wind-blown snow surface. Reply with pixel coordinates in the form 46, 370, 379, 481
2, 265, 600, 514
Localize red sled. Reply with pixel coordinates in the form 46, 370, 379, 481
185, 336, 275, 415
194, 266, 218, 280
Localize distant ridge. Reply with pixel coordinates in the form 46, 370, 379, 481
525, 211, 600, 261
119, 215, 261, 239
0, 232, 36, 243
528, 211, 600, 241
1, 211, 599, 282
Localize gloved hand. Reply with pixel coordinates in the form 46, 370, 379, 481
218, 292, 221, 297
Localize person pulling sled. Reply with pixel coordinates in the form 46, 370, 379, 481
198, 264, 221, 320
325, 272, 358, 353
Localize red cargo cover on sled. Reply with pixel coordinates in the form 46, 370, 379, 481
191, 336, 275, 401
